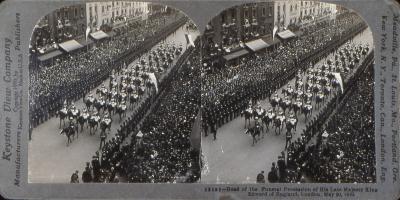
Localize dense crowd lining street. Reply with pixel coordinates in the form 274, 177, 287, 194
29, 19, 199, 183
201, 16, 374, 184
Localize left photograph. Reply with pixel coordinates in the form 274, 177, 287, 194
28, 2, 201, 183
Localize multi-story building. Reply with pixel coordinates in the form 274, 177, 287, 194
274, 1, 337, 31
274, 1, 300, 31
31, 4, 87, 49
204, 2, 275, 51
86, 1, 149, 31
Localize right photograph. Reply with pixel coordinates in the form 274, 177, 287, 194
200, 1, 375, 184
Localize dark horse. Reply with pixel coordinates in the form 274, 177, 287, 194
100, 118, 112, 134
129, 95, 138, 110
56, 109, 68, 128
84, 97, 95, 111
286, 118, 297, 134
116, 104, 127, 121
274, 116, 285, 135
245, 125, 261, 146
262, 111, 275, 131
302, 104, 313, 122
88, 116, 100, 135
60, 125, 76, 146
77, 113, 89, 133
241, 109, 253, 128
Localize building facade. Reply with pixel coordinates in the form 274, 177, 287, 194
31, 4, 87, 50
274, 1, 337, 31
204, 2, 275, 51
86, 1, 149, 31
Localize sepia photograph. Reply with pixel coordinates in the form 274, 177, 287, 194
28, 1, 201, 183
200, 1, 375, 184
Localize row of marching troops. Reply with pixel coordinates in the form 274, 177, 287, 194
200, 13, 369, 142
243, 42, 368, 146
202, 37, 369, 145
29, 12, 187, 140
270, 51, 374, 183
78, 47, 200, 183
57, 43, 182, 146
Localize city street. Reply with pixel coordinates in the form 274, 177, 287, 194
28, 23, 199, 183
200, 28, 373, 184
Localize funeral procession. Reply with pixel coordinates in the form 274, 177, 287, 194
29, 2, 201, 183
29, 0, 376, 185
200, 2, 375, 184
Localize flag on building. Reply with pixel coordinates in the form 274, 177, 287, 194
185, 34, 195, 47
333, 72, 344, 93
272, 25, 278, 41
147, 73, 158, 92
85, 26, 91, 42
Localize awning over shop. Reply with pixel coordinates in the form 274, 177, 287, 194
277, 30, 296, 39
223, 49, 249, 61
38, 50, 63, 62
294, 30, 303, 37
262, 36, 281, 46
245, 39, 269, 52
107, 31, 117, 37
58, 40, 84, 52
90, 30, 110, 40
76, 37, 94, 46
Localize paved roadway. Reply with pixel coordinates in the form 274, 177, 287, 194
28, 23, 200, 183
200, 28, 373, 184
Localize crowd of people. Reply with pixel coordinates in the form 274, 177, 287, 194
249, 37, 373, 183
201, 11, 367, 133
77, 45, 201, 183
29, 11, 187, 131
277, 62, 375, 183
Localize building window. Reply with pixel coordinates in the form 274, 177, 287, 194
295, 4, 298, 10
102, 6, 104, 13
74, 8, 78, 18
262, 7, 266, 16
244, 10, 249, 18
81, 7, 84, 18
290, 5, 293, 12
269, 7, 272, 16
